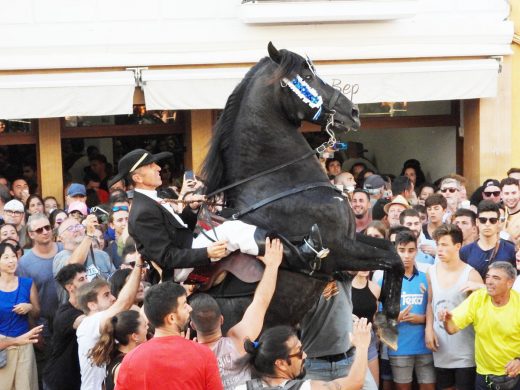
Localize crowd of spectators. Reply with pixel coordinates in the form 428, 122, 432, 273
0, 146, 519, 390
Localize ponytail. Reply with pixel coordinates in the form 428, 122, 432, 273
237, 325, 296, 378
89, 310, 141, 367
89, 316, 117, 366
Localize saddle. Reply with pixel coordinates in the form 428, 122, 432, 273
184, 212, 264, 290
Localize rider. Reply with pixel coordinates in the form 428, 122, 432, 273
109, 149, 328, 283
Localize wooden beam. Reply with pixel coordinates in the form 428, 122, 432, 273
186, 110, 213, 175
38, 118, 64, 205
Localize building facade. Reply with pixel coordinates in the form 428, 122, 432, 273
0, 0, 514, 202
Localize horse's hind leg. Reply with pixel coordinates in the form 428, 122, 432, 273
333, 234, 404, 350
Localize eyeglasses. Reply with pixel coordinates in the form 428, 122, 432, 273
477, 217, 499, 224
112, 206, 129, 212
31, 225, 52, 234
440, 188, 458, 193
64, 224, 86, 233
287, 346, 304, 360
483, 191, 501, 197
4, 210, 24, 216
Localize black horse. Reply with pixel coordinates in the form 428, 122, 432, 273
200, 42, 404, 349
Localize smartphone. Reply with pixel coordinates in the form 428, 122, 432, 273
185, 170, 195, 181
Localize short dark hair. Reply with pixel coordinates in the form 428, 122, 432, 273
394, 230, 417, 248
144, 281, 186, 328
389, 225, 411, 239
121, 238, 137, 261
89, 154, 107, 164
189, 293, 222, 333
238, 325, 297, 378
353, 188, 370, 200
425, 194, 447, 209
500, 177, 519, 189
507, 168, 520, 176
325, 158, 341, 171
109, 269, 132, 299
412, 204, 426, 215
453, 208, 476, 225
477, 200, 500, 217
432, 224, 463, 245
399, 209, 420, 225
55, 264, 87, 289
392, 176, 413, 196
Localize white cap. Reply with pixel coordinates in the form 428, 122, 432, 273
4, 199, 24, 213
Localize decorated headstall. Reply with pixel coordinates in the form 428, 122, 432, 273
281, 55, 323, 121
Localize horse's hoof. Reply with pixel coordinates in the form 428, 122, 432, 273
374, 314, 399, 351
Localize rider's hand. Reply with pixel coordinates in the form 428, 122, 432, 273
349, 317, 372, 350
257, 238, 283, 268
207, 240, 228, 261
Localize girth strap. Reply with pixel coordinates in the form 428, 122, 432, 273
232, 182, 339, 220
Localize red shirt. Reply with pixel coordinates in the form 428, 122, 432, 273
116, 335, 223, 390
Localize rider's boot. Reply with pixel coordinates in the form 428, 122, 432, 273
254, 224, 330, 273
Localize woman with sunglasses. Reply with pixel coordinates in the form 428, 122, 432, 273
0, 242, 40, 390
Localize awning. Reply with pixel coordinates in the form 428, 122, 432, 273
0, 71, 135, 119
141, 59, 500, 110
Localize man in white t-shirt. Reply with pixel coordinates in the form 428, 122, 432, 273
75, 254, 143, 390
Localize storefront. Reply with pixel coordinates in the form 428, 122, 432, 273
0, 0, 514, 202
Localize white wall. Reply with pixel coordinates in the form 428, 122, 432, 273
0, 0, 512, 70
338, 126, 457, 182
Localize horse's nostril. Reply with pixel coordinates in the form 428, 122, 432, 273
352, 105, 360, 118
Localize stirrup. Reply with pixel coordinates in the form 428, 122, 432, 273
303, 238, 330, 259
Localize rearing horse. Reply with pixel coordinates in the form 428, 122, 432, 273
201, 42, 404, 349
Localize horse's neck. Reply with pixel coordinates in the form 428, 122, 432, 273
230, 120, 318, 180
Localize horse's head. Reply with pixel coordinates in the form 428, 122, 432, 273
267, 42, 360, 132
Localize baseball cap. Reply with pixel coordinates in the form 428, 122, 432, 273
67, 183, 87, 197
4, 199, 24, 213
363, 175, 386, 190
68, 201, 88, 216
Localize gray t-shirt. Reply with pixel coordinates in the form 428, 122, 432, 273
17, 244, 62, 330
300, 276, 353, 358
53, 249, 116, 303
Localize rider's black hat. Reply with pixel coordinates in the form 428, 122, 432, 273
108, 149, 172, 188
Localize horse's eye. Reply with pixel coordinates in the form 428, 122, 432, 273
304, 75, 313, 81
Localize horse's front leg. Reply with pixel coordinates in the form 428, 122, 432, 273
331, 234, 404, 350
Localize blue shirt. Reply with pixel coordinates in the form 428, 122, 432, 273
380, 268, 430, 356
0, 277, 32, 337
460, 239, 516, 279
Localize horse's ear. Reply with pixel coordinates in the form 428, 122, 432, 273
268, 41, 282, 64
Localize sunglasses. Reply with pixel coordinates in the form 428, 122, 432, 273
287, 346, 304, 360
32, 225, 52, 234
440, 188, 458, 194
483, 191, 501, 197
477, 217, 499, 224
112, 206, 129, 212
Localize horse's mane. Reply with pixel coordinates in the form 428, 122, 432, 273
202, 50, 304, 194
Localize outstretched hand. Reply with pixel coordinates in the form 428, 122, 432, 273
257, 238, 283, 268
